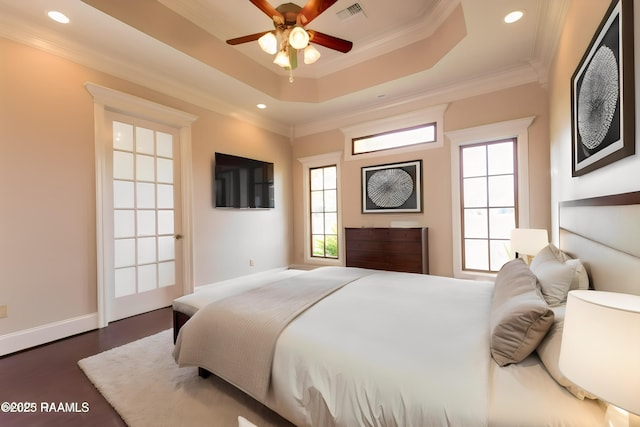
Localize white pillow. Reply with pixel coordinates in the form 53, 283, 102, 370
530, 245, 576, 306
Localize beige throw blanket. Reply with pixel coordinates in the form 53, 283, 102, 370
173, 267, 373, 402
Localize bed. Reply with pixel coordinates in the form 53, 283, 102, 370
173, 191, 640, 426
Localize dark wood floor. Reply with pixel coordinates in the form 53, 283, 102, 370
0, 307, 172, 427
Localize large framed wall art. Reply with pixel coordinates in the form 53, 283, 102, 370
571, 0, 635, 177
362, 160, 422, 213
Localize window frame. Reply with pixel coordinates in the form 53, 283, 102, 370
309, 165, 339, 259
459, 138, 519, 273
447, 117, 535, 280
341, 105, 447, 162
298, 151, 343, 266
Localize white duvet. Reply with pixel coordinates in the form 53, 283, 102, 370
265, 269, 604, 427
267, 270, 491, 426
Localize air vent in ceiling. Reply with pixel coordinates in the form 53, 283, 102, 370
336, 3, 367, 21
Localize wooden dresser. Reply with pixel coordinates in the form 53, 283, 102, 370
345, 227, 429, 274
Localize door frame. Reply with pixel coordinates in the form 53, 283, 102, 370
86, 83, 198, 327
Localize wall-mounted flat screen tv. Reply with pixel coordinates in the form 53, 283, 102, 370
214, 153, 274, 208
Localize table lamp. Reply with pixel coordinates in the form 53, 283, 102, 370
560, 290, 640, 427
509, 228, 548, 264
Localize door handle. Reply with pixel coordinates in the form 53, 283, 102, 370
175, 234, 183, 240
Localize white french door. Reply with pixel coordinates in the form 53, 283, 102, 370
105, 111, 183, 321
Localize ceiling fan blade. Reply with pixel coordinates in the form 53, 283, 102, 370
307, 30, 353, 53
299, 0, 338, 25
249, 0, 283, 20
226, 31, 271, 45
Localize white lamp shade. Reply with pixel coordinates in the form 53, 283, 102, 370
258, 32, 278, 55
273, 50, 291, 68
303, 44, 321, 64
509, 228, 548, 256
288, 26, 309, 49
560, 290, 640, 415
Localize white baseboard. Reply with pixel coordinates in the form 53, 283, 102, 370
0, 313, 99, 356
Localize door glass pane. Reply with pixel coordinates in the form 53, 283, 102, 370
115, 267, 136, 297
138, 264, 157, 292
137, 210, 156, 236
137, 237, 157, 265
136, 127, 155, 155
157, 184, 174, 209
157, 132, 173, 158
157, 158, 173, 183
158, 261, 175, 287
114, 239, 135, 268
113, 151, 134, 180
157, 211, 174, 235
113, 122, 133, 151
114, 180, 134, 209
114, 210, 135, 238
136, 155, 155, 181
158, 236, 175, 261
136, 182, 155, 209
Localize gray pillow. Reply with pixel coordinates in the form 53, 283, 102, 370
490, 259, 554, 366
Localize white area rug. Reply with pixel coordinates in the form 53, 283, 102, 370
78, 330, 293, 427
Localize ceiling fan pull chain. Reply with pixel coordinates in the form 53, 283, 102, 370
289, 69, 294, 83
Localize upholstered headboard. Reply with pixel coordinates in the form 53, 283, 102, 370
559, 191, 640, 296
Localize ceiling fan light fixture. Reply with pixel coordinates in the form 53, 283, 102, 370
273, 50, 291, 68
289, 26, 309, 50
304, 44, 321, 64
258, 32, 278, 54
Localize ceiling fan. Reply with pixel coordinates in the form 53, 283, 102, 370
226, 0, 353, 80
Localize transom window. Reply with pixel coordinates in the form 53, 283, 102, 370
460, 139, 517, 272
352, 122, 436, 155
310, 165, 338, 259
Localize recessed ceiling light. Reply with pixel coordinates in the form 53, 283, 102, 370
48, 11, 70, 24
256, 103, 267, 109
504, 10, 524, 24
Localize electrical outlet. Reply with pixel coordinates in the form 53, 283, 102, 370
0, 305, 7, 319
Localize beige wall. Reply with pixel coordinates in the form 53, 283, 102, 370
291, 82, 551, 277
0, 38, 292, 340
549, 1, 640, 242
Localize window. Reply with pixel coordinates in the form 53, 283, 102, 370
310, 165, 338, 258
447, 117, 534, 279
460, 139, 516, 272
341, 105, 446, 162
352, 123, 436, 155
299, 152, 343, 265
